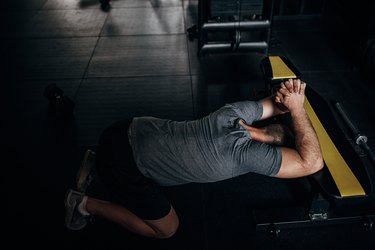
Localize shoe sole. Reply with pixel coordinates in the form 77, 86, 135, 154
76, 149, 96, 193
64, 189, 87, 230
64, 189, 75, 229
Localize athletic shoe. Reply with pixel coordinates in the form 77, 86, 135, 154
64, 189, 89, 230
76, 149, 96, 193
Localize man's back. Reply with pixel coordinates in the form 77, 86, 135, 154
129, 101, 282, 186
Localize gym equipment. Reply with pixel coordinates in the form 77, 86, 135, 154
334, 102, 375, 166
253, 55, 375, 235
44, 84, 75, 117
187, 0, 274, 56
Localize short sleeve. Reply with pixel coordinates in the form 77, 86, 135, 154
233, 140, 282, 177
229, 101, 263, 125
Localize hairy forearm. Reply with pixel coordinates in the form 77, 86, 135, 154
290, 109, 323, 170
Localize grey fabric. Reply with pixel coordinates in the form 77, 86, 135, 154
129, 101, 282, 186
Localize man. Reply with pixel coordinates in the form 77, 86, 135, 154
64, 79, 323, 238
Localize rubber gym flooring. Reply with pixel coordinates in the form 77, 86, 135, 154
2, 0, 375, 249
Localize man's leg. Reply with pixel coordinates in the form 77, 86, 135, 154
65, 119, 179, 238
85, 196, 179, 238
65, 189, 179, 239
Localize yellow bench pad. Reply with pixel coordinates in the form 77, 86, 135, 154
304, 98, 365, 197
269, 56, 297, 79
268, 55, 365, 197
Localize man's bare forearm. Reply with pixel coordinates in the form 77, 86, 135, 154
290, 109, 323, 170
273, 79, 324, 178
260, 95, 288, 120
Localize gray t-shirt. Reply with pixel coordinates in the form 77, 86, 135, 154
129, 101, 282, 186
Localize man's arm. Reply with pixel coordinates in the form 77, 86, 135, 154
275, 79, 324, 178
259, 95, 288, 120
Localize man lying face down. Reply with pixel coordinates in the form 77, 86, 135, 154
65, 78, 323, 239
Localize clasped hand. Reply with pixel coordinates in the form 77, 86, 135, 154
274, 78, 306, 114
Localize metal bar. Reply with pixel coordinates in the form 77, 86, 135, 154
335, 102, 361, 138
361, 142, 375, 166
201, 41, 267, 53
256, 214, 375, 231
201, 43, 233, 53
237, 41, 268, 51
334, 102, 375, 165
265, 0, 275, 55
201, 20, 270, 31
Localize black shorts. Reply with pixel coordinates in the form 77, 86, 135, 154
95, 119, 171, 220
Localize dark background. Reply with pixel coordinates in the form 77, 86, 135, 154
2, 0, 375, 249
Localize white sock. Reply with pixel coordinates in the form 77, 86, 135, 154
78, 196, 90, 216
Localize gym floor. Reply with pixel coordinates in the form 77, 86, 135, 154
2, 0, 375, 249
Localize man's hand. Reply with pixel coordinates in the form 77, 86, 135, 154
274, 79, 306, 114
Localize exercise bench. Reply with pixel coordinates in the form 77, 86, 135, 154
253, 55, 375, 235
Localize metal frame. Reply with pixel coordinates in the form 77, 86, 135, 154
188, 0, 275, 56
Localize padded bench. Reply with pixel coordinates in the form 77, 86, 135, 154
253, 55, 375, 233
